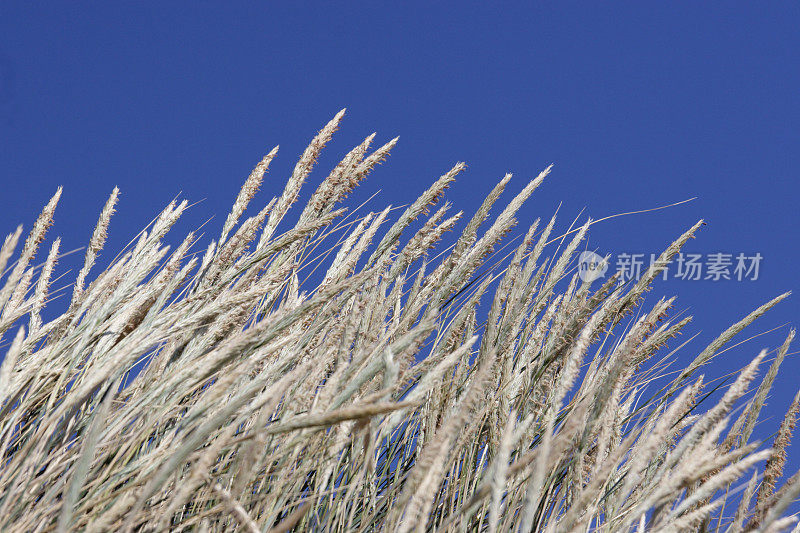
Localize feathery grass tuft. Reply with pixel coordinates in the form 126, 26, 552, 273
0, 112, 796, 532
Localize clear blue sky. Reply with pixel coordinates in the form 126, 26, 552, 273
2, 1, 799, 476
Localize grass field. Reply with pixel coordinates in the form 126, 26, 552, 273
0, 111, 797, 531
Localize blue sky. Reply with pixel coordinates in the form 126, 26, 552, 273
1, 1, 799, 480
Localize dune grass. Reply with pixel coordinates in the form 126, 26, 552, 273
0, 111, 797, 532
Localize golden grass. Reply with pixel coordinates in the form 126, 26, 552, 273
0, 111, 796, 532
